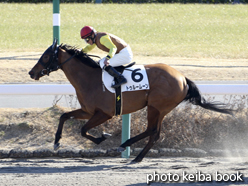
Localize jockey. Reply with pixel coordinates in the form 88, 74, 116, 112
80, 26, 133, 88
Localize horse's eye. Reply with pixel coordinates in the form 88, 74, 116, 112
43, 55, 49, 62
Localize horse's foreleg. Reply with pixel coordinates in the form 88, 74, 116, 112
54, 109, 91, 150
81, 109, 112, 145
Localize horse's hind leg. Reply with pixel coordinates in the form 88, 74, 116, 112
54, 109, 92, 150
132, 129, 161, 162
81, 109, 112, 145
118, 106, 161, 158
132, 108, 165, 162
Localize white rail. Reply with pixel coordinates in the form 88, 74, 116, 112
0, 84, 76, 95
197, 84, 248, 95
0, 84, 247, 95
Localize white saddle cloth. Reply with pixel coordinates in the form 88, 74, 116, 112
102, 65, 150, 93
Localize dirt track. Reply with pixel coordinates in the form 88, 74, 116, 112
0, 157, 247, 186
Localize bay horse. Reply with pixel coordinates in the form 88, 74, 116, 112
29, 39, 233, 162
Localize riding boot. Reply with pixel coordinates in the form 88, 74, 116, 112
104, 65, 127, 88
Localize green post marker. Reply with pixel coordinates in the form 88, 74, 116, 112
53, 0, 60, 44
122, 114, 131, 158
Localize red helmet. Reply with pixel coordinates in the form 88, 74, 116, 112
80, 26, 96, 39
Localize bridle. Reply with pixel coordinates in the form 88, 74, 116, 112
38, 46, 77, 76
38, 45, 101, 77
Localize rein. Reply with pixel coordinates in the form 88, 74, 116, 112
86, 54, 101, 59
59, 53, 77, 67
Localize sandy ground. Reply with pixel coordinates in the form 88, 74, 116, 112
0, 157, 247, 186
0, 52, 248, 185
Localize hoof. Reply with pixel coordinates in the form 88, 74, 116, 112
130, 160, 140, 164
103, 132, 112, 139
54, 143, 60, 151
117, 147, 126, 152
131, 158, 142, 163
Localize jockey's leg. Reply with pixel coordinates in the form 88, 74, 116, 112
104, 65, 127, 88
99, 46, 132, 88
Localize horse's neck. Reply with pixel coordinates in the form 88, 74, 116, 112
59, 51, 100, 88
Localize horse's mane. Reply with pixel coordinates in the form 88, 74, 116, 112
59, 44, 100, 69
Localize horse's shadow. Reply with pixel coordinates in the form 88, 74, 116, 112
0, 158, 111, 174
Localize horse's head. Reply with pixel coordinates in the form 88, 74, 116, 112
29, 39, 60, 80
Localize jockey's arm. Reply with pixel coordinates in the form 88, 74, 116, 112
100, 35, 117, 60
82, 43, 96, 53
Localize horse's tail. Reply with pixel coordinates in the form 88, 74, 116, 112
184, 77, 234, 116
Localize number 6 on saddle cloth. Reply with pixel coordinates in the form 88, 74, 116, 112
102, 63, 150, 115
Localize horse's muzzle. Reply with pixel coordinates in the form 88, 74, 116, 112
28, 70, 39, 80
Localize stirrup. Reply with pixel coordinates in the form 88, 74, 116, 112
111, 78, 127, 88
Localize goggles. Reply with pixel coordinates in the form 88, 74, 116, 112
84, 37, 91, 43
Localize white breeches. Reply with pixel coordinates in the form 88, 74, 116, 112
99, 45, 133, 69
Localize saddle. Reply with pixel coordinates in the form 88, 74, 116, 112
114, 62, 136, 74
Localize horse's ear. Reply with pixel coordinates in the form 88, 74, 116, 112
52, 38, 57, 51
